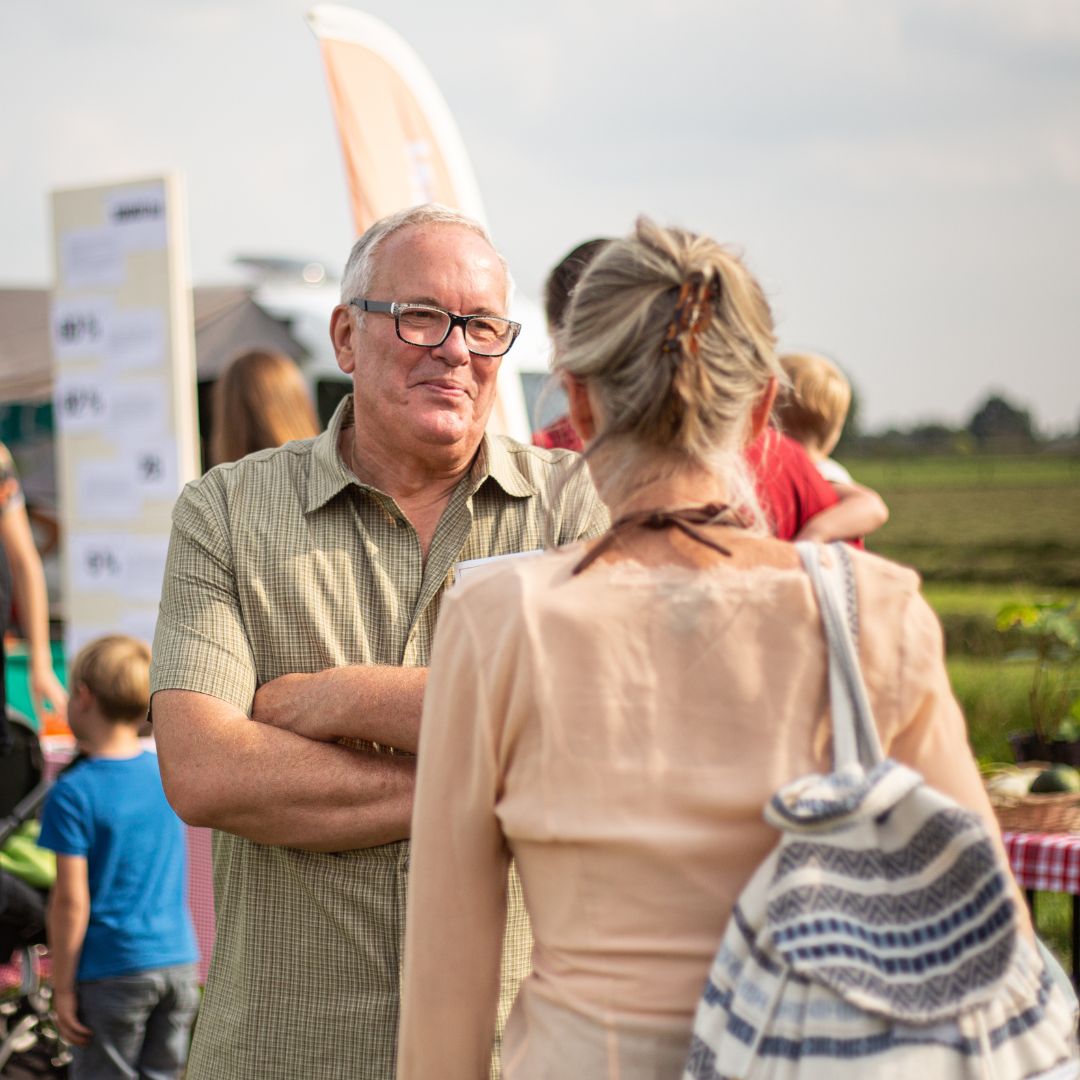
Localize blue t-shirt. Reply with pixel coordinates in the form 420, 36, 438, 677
38, 750, 197, 982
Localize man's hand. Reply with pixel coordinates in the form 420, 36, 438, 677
52, 988, 92, 1047
251, 673, 331, 740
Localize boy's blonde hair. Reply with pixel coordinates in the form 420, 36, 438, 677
776, 351, 852, 456
70, 635, 151, 724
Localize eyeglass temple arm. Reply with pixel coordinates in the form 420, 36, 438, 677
349, 299, 395, 313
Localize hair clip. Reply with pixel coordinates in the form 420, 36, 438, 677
660, 272, 717, 360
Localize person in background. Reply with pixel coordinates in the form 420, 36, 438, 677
396, 218, 1044, 1078
150, 204, 606, 1080
532, 240, 860, 542
38, 635, 198, 1079
777, 350, 889, 541
209, 348, 320, 466
0, 441, 67, 744
532, 238, 610, 455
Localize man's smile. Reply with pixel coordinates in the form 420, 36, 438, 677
414, 377, 476, 400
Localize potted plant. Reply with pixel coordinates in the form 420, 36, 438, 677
1000, 600, 1080, 765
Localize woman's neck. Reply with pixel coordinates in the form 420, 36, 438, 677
606, 469, 730, 521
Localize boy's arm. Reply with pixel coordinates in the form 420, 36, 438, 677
795, 480, 889, 543
46, 854, 93, 1046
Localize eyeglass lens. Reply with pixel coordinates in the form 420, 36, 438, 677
397, 308, 515, 356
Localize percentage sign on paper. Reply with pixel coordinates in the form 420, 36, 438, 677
86, 548, 121, 578
57, 313, 105, 344
138, 453, 163, 482
63, 388, 105, 419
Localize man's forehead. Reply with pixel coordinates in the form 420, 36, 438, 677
373, 224, 503, 285
367, 223, 509, 308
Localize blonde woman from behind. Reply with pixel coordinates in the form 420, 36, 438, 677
397, 218, 1065, 1079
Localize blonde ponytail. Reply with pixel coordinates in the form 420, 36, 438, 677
556, 217, 782, 525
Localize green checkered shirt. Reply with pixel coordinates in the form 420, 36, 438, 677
150, 396, 606, 1079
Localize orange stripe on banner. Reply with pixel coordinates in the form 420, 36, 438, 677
319, 38, 463, 235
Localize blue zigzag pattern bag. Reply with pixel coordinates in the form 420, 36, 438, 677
684, 542, 1080, 1080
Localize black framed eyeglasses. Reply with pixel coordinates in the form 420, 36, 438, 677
349, 299, 521, 358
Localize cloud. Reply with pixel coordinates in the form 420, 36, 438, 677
800, 119, 1080, 191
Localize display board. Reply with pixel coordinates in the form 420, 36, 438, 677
50, 175, 199, 664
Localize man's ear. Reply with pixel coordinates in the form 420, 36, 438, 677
748, 377, 779, 443
564, 374, 597, 443
330, 305, 357, 376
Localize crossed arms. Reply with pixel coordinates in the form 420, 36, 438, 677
153, 665, 426, 853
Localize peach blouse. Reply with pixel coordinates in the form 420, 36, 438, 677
398, 544, 998, 1079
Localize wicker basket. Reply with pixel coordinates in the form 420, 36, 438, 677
988, 790, 1080, 833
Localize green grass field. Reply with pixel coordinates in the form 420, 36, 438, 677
869, 497, 1078, 584
947, 657, 1033, 763
846, 452, 1078, 750
853, 454, 1080, 585
849, 455, 1080, 490
924, 582, 1080, 616
848, 451, 1080, 962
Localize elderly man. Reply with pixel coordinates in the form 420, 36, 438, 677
150, 204, 606, 1080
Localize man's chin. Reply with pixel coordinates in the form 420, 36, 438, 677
410, 407, 487, 448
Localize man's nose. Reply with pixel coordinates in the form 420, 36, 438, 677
431, 323, 471, 367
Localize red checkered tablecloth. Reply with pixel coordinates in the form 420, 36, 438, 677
1003, 830, 1080, 895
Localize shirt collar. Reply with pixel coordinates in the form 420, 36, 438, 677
305, 395, 359, 514
305, 394, 537, 513
469, 432, 537, 500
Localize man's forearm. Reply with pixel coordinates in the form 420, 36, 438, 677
251, 665, 427, 753
153, 689, 416, 851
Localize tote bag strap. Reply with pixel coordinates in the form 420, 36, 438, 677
796, 542, 884, 771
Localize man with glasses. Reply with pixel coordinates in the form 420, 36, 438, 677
149, 205, 606, 1080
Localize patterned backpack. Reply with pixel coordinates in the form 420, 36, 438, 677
684, 542, 1079, 1080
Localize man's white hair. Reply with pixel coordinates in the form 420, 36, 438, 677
339, 203, 514, 310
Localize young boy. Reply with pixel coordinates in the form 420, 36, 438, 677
38, 635, 198, 1079
777, 351, 889, 541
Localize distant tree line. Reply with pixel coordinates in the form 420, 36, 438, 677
836, 391, 1079, 456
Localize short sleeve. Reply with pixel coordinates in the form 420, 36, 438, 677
787, 437, 840, 533
38, 776, 91, 857
149, 478, 257, 712
746, 431, 839, 539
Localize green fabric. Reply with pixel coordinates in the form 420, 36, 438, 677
5, 642, 67, 732
0, 819, 56, 889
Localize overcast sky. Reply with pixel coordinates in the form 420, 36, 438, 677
3, 0, 1079, 433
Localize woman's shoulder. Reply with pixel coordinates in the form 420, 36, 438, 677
847, 544, 922, 598
845, 545, 941, 650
